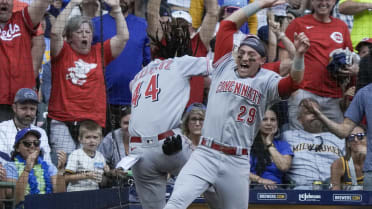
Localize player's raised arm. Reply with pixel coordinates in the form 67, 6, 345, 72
28, 0, 52, 28
106, 0, 129, 58
289, 32, 310, 84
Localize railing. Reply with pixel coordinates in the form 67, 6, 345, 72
22, 185, 372, 209
0, 182, 16, 209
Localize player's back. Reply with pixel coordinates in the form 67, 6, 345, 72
129, 56, 211, 137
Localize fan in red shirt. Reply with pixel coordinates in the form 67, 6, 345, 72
48, 0, 129, 156
0, 0, 51, 122
279, 0, 356, 130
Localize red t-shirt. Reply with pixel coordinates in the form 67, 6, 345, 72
48, 40, 113, 127
0, 8, 35, 105
280, 14, 353, 98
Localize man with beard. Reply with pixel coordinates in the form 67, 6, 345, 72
283, 98, 345, 190
0, 88, 51, 164
92, 0, 151, 132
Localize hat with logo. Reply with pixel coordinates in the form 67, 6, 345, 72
14, 88, 39, 104
171, 10, 192, 24
15, 128, 41, 145
239, 35, 266, 57
355, 38, 372, 52
222, 0, 247, 8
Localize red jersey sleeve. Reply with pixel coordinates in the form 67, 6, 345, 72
213, 20, 237, 64
278, 76, 298, 99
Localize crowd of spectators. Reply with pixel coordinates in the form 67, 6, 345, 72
0, 0, 372, 207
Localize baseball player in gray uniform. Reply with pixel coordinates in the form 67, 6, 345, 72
129, 55, 212, 209
164, 0, 310, 209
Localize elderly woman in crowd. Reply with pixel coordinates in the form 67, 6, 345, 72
4, 128, 66, 207
249, 109, 293, 190
48, 0, 129, 161
330, 125, 366, 190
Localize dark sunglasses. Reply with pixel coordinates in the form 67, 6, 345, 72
225, 7, 239, 14
347, 133, 366, 141
22, 140, 41, 148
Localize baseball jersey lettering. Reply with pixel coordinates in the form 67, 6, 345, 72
236, 105, 257, 125
215, 80, 262, 105
0, 23, 21, 41
144, 74, 161, 101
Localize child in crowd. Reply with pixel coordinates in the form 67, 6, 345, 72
64, 120, 109, 192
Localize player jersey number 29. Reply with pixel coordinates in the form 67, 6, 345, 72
236, 105, 257, 125
132, 74, 161, 107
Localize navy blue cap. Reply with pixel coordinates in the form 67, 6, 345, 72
239, 35, 266, 57
15, 128, 41, 145
14, 88, 38, 104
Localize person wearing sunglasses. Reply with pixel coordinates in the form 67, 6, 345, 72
330, 126, 366, 190
4, 128, 66, 207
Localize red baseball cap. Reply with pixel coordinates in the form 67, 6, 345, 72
356, 38, 372, 52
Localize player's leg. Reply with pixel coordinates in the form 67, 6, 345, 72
164, 148, 219, 209
203, 186, 222, 209
132, 148, 168, 209
214, 155, 250, 209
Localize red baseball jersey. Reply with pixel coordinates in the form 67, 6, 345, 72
0, 8, 36, 104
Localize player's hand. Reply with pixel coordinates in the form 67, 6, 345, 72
162, 135, 183, 155
294, 32, 310, 55
258, 177, 277, 190
259, 0, 286, 9
57, 151, 67, 170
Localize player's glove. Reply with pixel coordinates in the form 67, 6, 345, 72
162, 134, 182, 155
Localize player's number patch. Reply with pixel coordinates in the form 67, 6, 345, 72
131, 74, 161, 107
236, 105, 257, 125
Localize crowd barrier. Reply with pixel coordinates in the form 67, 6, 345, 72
24, 186, 372, 209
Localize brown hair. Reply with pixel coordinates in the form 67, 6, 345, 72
78, 120, 102, 139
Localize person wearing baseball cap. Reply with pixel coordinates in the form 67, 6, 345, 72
355, 38, 372, 58
3, 127, 66, 205
0, 88, 52, 166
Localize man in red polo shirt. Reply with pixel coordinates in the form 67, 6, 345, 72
0, 0, 51, 121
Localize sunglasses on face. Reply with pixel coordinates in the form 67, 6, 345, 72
22, 140, 41, 148
347, 133, 366, 142
225, 7, 239, 14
